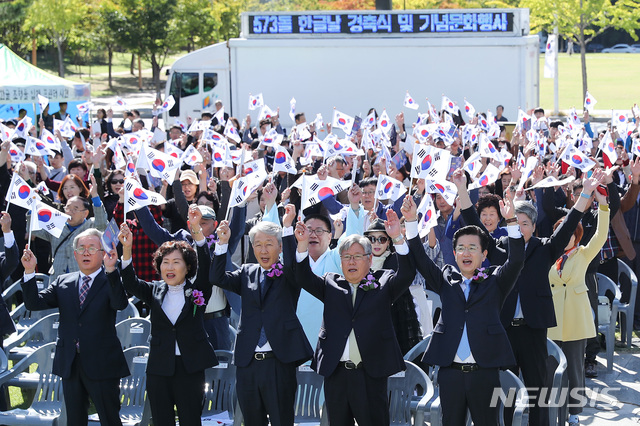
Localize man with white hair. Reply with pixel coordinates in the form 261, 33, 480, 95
212, 217, 313, 426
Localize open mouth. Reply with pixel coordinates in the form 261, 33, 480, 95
166, 273, 176, 280
462, 260, 473, 267
348, 267, 358, 273
260, 257, 271, 264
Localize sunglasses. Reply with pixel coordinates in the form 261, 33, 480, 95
111, 179, 125, 184
367, 235, 389, 244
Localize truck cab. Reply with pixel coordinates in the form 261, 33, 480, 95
164, 42, 230, 124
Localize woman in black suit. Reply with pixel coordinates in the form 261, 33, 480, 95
109, 205, 217, 426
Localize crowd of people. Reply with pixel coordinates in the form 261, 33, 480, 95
0, 97, 639, 426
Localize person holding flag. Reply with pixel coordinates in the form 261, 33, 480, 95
28, 174, 108, 281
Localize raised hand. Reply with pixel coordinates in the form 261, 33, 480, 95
188, 204, 202, 230
629, 157, 640, 184
0, 211, 12, 233
451, 168, 467, 189
103, 243, 118, 273
594, 187, 608, 205
384, 210, 402, 240
283, 204, 296, 228
216, 220, 231, 245
348, 184, 362, 209
89, 174, 98, 198
21, 246, 37, 274
262, 182, 277, 209
500, 189, 516, 220
401, 195, 418, 222
295, 221, 309, 252
583, 168, 606, 193
118, 223, 133, 249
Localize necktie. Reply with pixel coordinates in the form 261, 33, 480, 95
348, 284, 362, 364
456, 283, 471, 361
257, 271, 268, 347
79, 275, 91, 308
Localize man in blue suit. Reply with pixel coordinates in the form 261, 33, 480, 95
20, 229, 129, 426
405, 187, 525, 426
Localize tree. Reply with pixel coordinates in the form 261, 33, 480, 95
172, 0, 218, 52
114, 0, 178, 94
522, 0, 640, 102
24, 0, 88, 77
94, 0, 122, 89
0, 0, 33, 58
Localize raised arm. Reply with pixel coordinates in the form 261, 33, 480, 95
209, 220, 243, 294
19, 247, 59, 310
494, 194, 525, 295
402, 196, 448, 293
102, 241, 129, 310
112, 223, 154, 303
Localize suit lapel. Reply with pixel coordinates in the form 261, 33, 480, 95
336, 278, 353, 312
353, 285, 366, 312
250, 266, 262, 307
153, 282, 173, 324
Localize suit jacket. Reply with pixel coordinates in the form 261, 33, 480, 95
211, 235, 313, 368
462, 206, 584, 330
20, 269, 130, 380
294, 240, 416, 379
409, 235, 525, 368
109, 243, 217, 375
0, 241, 19, 335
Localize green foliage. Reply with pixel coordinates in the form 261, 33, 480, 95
0, 0, 33, 57
522, 0, 640, 45
172, 0, 219, 51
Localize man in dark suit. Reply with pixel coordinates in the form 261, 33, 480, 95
405, 188, 525, 426
293, 206, 415, 426
455, 168, 604, 426
21, 228, 129, 426
212, 217, 313, 426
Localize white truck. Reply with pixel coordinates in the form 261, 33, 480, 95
164, 9, 539, 130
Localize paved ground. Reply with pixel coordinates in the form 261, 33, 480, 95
581, 333, 640, 425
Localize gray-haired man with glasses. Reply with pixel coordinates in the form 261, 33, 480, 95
20, 228, 129, 426
293, 207, 416, 426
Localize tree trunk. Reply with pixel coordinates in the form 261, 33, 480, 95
130, 53, 135, 75
108, 47, 113, 90
56, 40, 65, 77
579, 2, 588, 101
151, 53, 161, 96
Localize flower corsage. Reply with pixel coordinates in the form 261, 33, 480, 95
359, 273, 379, 291
185, 288, 206, 316
266, 262, 284, 278
471, 267, 489, 284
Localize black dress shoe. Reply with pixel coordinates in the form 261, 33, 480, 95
585, 361, 598, 378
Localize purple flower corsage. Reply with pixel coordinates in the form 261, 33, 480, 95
266, 262, 284, 278
471, 267, 489, 283
359, 273, 379, 291
185, 288, 206, 316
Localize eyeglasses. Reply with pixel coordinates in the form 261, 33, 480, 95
362, 191, 376, 196
64, 206, 87, 214
340, 254, 369, 262
111, 179, 124, 184
367, 235, 389, 244
74, 246, 103, 255
308, 228, 330, 236
455, 245, 480, 254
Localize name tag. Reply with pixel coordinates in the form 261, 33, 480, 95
130, 327, 144, 334
389, 371, 405, 378
214, 362, 228, 369
298, 365, 313, 372
133, 356, 148, 364
53, 322, 59, 329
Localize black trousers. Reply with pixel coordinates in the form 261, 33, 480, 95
63, 355, 122, 426
146, 356, 205, 426
506, 325, 549, 426
324, 365, 389, 426
584, 271, 600, 362
438, 366, 500, 426
236, 356, 297, 426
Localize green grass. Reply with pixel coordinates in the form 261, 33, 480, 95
35, 51, 187, 97
539, 53, 640, 114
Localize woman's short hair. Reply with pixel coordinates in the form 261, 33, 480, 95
476, 193, 503, 218
153, 241, 198, 279
58, 175, 90, 204
248, 222, 282, 245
